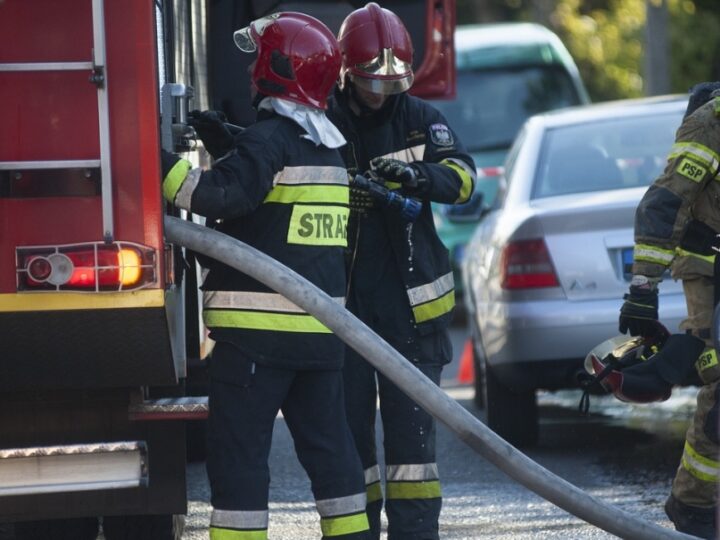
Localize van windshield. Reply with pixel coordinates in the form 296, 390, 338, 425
431, 66, 582, 153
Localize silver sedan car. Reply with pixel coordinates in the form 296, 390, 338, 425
461, 95, 689, 446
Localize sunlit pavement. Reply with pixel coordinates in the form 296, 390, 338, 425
181, 324, 695, 539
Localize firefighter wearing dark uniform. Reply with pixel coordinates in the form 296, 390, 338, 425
619, 82, 720, 539
161, 13, 370, 540
326, 5, 476, 539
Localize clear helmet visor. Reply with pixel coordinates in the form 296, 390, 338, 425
233, 27, 256, 53
233, 14, 279, 53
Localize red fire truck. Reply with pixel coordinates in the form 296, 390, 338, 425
0, 1, 454, 538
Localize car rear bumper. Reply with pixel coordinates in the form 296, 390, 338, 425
477, 292, 688, 378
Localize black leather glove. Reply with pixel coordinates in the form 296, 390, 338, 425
188, 110, 234, 159
370, 157, 422, 189
619, 276, 659, 337
161, 149, 181, 180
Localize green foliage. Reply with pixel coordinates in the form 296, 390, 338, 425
455, 0, 720, 102
549, 0, 646, 101
667, 1, 720, 94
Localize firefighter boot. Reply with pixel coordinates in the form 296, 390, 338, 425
664, 494, 717, 540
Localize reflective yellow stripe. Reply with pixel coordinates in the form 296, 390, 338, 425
634, 244, 674, 266
675, 247, 716, 264
366, 482, 383, 503
204, 309, 332, 333
264, 185, 349, 205
320, 512, 370, 537
209, 527, 267, 540
0, 290, 165, 312
412, 290, 455, 323
287, 205, 349, 246
441, 159, 474, 203
681, 441, 719, 483
696, 349, 719, 373
386, 480, 441, 500
162, 158, 192, 203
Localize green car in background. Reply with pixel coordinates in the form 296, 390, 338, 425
431, 22, 590, 307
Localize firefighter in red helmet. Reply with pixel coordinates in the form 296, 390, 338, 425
326, 4, 477, 539
161, 12, 370, 539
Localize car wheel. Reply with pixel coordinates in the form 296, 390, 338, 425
484, 364, 539, 447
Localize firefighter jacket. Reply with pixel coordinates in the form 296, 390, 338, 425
326, 89, 476, 335
162, 112, 350, 370
633, 96, 720, 281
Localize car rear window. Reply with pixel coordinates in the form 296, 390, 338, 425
431, 66, 582, 153
532, 110, 684, 199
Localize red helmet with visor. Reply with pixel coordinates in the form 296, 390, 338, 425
337, 2, 414, 95
233, 12, 341, 109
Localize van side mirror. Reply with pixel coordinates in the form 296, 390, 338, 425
444, 191, 486, 223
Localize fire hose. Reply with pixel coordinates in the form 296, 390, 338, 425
164, 215, 696, 540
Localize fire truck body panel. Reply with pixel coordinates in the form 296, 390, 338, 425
0, 0, 455, 528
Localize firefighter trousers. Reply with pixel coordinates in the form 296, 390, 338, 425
672, 276, 719, 509
206, 341, 371, 539
343, 343, 444, 540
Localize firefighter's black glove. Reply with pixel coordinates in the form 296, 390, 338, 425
619, 277, 659, 337
188, 110, 234, 159
370, 157, 425, 191
161, 149, 181, 180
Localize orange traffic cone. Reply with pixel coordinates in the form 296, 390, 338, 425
457, 339, 474, 384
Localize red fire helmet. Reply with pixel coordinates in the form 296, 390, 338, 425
337, 2, 414, 95
233, 12, 341, 109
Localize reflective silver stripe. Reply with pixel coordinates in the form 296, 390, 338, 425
386, 463, 439, 482
273, 165, 348, 186
174, 167, 202, 210
211, 508, 269, 529
316, 492, 367, 517
406, 272, 454, 307
204, 291, 344, 313
634, 245, 674, 265
443, 157, 477, 182
669, 142, 720, 172
378, 144, 426, 164
364, 465, 381, 485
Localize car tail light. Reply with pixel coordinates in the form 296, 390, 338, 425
500, 239, 559, 289
16, 242, 157, 292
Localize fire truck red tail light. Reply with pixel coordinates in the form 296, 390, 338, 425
17, 242, 157, 292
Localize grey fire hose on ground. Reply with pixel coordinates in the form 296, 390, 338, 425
165, 216, 696, 540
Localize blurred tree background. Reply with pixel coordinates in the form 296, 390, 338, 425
455, 0, 720, 102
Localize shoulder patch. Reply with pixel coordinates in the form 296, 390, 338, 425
429, 123, 454, 146
676, 157, 707, 182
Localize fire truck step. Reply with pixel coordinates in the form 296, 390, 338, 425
129, 397, 209, 421
0, 441, 147, 497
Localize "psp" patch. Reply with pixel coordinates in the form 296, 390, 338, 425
677, 157, 707, 182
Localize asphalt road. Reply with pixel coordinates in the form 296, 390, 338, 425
181, 324, 695, 539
